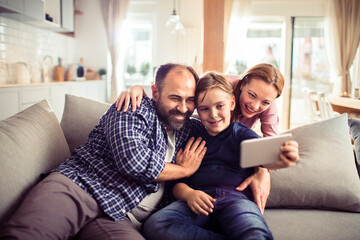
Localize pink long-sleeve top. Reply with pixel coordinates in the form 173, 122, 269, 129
238, 102, 279, 137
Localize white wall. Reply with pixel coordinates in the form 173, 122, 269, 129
74, 0, 203, 74
75, 0, 108, 72
250, 0, 325, 16
155, 0, 203, 66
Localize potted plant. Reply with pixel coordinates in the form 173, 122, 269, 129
98, 68, 107, 80
234, 60, 247, 75
126, 65, 137, 80
140, 62, 150, 77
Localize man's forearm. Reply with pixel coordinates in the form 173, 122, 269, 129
154, 162, 189, 182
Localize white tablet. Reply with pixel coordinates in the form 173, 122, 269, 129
240, 133, 293, 168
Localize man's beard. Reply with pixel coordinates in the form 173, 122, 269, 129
155, 99, 192, 130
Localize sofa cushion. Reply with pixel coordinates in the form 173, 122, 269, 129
267, 114, 360, 212
0, 100, 71, 224
264, 209, 360, 240
348, 117, 360, 176
60, 94, 111, 153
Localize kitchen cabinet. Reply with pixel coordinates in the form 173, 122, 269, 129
42, 0, 75, 32
0, 80, 107, 121
0, 88, 20, 120
60, 0, 74, 32
45, 0, 61, 25
0, 0, 75, 33
24, 0, 44, 21
0, 0, 44, 22
0, 0, 23, 14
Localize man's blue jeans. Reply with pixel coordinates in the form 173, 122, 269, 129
143, 187, 273, 240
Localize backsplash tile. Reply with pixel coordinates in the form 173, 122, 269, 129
0, 16, 76, 84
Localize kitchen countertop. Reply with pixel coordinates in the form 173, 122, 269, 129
0, 80, 105, 88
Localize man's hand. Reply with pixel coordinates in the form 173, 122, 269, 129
156, 137, 206, 181
176, 137, 207, 177
236, 167, 270, 214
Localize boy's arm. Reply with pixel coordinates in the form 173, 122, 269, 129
262, 140, 299, 170
173, 183, 215, 216
173, 182, 195, 201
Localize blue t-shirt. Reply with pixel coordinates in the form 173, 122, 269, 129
184, 122, 259, 190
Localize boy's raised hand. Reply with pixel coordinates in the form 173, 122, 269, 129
280, 140, 299, 165
263, 140, 299, 170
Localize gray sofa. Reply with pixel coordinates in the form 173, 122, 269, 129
1, 94, 360, 239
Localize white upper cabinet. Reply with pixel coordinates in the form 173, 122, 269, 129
45, 0, 61, 26
60, 0, 74, 32
0, 0, 24, 14
24, 0, 45, 22
0, 0, 74, 33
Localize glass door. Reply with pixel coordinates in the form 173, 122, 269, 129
289, 17, 331, 128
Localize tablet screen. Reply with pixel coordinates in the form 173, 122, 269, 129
240, 133, 292, 168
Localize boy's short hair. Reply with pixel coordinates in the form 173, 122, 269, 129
195, 71, 233, 105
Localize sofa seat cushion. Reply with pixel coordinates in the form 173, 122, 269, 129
60, 94, 111, 153
0, 100, 71, 224
264, 209, 360, 240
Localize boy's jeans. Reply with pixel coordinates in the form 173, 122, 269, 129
143, 187, 273, 240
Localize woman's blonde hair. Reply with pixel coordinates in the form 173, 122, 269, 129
232, 63, 285, 122
195, 71, 234, 105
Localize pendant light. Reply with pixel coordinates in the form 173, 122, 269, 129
166, 0, 185, 35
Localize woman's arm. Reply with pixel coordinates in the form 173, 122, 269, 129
259, 102, 279, 137
115, 85, 146, 112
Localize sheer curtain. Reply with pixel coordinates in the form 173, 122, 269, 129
223, 0, 234, 70
224, 0, 251, 71
324, 0, 360, 96
100, 0, 130, 103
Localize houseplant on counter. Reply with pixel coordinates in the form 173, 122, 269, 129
98, 68, 107, 80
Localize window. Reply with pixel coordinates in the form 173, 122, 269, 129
226, 21, 284, 75
289, 17, 331, 128
122, 16, 154, 87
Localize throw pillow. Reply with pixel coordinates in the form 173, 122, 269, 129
60, 94, 111, 153
0, 100, 71, 224
267, 114, 360, 212
348, 117, 360, 177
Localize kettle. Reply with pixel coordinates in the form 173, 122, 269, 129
15, 62, 31, 84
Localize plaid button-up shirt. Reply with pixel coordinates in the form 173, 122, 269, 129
55, 96, 202, 221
